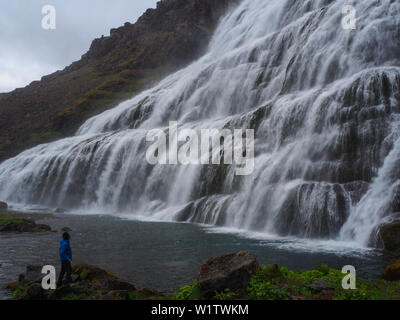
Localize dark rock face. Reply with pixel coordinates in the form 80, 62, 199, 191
382, 259, 400, 281
198, 251, 259, 298
0, 0, 239, 162
0, 201, 7, 210
378, 222, 400, 252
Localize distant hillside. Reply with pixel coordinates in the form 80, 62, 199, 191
0, 0, 237, 162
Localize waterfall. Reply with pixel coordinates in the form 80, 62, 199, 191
1, 0, 400, 247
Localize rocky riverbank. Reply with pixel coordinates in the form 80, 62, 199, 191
0, 210, 53, 233
5, 251, 400, 300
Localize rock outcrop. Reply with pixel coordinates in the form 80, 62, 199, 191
0, 217, 51, 233
0, 0, 239, 162
9, 264, 150, 300
379, 222, 400, 252
0, 201, 7, 210
197, 251, 259, 298
382, 259, 400, 281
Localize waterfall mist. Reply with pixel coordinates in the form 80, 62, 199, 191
1, 0, 400, 247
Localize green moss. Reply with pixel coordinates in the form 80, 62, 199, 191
80, 269, 91, 280
12, 287, 25, 299
107, 272, 119, 280
0, 217, 23, 225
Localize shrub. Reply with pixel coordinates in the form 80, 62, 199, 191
214, 288, 235, 300
174, 281, 202, 300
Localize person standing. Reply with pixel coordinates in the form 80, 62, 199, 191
57, 232, 72, 287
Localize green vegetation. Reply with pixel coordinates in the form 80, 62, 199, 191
173, 281, 202, 300
7, 260, 399, 301
12, 287, 24, 299
172, 264, 400, 301
244, 264, 400, 300
214, 289, 236, 300
55, 66, 168, 127
80, 269, 91, 281
0, 217, 23, 225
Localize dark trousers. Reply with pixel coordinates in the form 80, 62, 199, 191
57, 260, 72, 286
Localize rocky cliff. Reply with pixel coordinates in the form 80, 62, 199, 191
0, 0, 238, 162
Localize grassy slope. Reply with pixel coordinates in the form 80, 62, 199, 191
0, 0, 236, 162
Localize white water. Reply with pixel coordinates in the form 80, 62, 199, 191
1, 0, 400, 247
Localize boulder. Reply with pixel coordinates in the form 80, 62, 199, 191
73, 264, 117, 282
71, 264, 133, 291
198, 251, 259, 298
379, 222, 400, 252
21, 265, 43, 285
0, 219, 51, 233
62, 227, 72, 232
382, 259, 400, 281
56, 208, 67, 213
307, 280, 334, 293
10, 263, 137, 300
0, 201, 7, 210
108, 280, 136, 291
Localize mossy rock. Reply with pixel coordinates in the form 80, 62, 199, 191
382, 259, 400, 281
0, 217, 51, 233
71, 264, 133, 292
4, 282, 19, 291
72, 264, 115, 282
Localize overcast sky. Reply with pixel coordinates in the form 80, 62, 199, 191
0, 0, 158, 93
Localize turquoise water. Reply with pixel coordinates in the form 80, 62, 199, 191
0, 213, 393, 299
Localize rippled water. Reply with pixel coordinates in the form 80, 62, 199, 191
0, 213, 393, 299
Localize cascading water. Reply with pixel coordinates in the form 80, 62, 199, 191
0, 0, 400, 247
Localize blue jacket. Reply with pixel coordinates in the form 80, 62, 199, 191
59, 238, 72, 261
